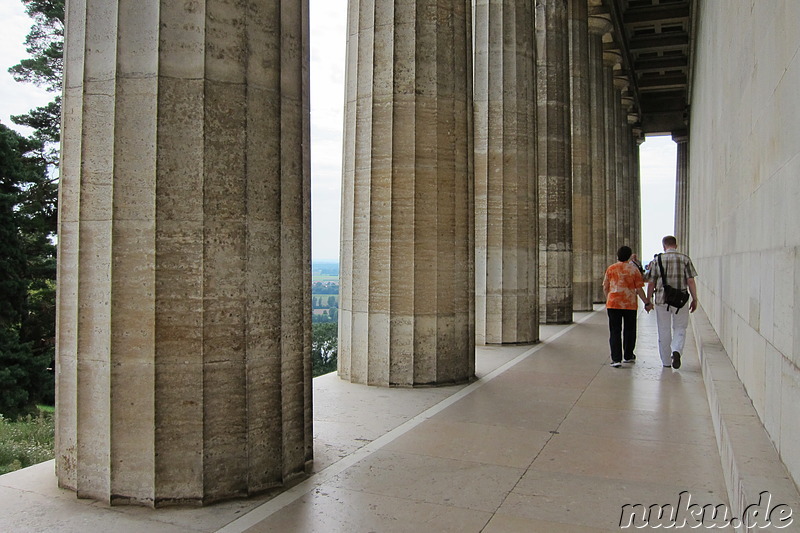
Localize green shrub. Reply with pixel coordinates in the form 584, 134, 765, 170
312, 322, 338, 377
0, 411, 54, 475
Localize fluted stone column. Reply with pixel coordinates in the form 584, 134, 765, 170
632, 128, 644, 253
339, 0, 475, 385
613, 79, 628, 248
622, 104, 637, 248
620, 89, 633, 245
569, 0, 592, 311
625, 123, 635, 245
56, 0, 312, 506
588, 10, 610, 303
536, 0, 573, 324
602, 48, 619, 266
474, 0, 538, 344
673, 130, 690, 250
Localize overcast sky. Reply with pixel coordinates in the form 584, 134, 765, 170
309, 0, 347, 261
639, 135, 677, 262
1, 0, 674, 265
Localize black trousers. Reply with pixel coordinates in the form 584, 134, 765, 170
607, 308, 637, 363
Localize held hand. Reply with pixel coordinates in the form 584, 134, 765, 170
644, 302, 653, 313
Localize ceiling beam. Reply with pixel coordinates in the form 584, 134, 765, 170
624, 4, 690, 25
638, 72, 688, 90
634, 56, 689, 72
629, 32, 689, 52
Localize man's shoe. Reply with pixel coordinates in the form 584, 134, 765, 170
623, 357, 636, 364
672, 351, 682, 369
610, 362, 622, 368
663, 365, 672, 368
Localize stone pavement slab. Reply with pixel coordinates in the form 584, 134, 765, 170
0, 308, 741, 532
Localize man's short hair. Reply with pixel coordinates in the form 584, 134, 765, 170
617, 246, 632, 262
662, 235, 678, 248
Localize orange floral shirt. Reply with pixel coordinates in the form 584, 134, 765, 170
603, 261, 644, 310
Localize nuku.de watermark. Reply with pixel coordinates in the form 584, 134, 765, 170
619, 491, 793, 529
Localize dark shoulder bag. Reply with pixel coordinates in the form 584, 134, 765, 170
657, 254, 690, 312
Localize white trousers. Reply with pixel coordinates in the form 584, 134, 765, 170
655, 303, 690, 366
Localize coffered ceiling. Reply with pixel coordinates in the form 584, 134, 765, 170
607, 0, 696, 134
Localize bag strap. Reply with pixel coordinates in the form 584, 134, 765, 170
656, 253, 668, 286
656, 254, 673, 311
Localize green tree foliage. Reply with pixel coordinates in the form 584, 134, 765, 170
8, 0, 63, 90
8, 0, 64, 166
0, 123, 54, 417
311, 323, 338, 377
0, 0, 64, 418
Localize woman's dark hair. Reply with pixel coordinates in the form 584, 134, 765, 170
617, 246, 632, 262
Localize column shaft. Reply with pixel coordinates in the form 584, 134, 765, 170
339, 0, 475, 386
625, 125, 636, 247
474, 0, 538, 344
588, 13, 610, 303
536, 0, 573, 324
632, 133, 643, 253
56, 0, 312, 506
674, 131, 690, 251
602, 60, 618, 266
569, 0, 592, 311
614, 89, 626, 248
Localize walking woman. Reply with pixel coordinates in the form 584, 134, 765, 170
603, 246, 653, 367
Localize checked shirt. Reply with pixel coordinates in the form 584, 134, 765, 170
644, 250, 698, 305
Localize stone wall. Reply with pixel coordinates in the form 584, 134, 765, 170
689, 0, 800, 490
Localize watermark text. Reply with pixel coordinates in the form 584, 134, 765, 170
620, 491, 793, 529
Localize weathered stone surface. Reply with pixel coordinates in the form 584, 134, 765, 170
602, 50, 619, 271
588, 12, 610, 303
474, 0, 538, 344
673, 131, 689, 250
56, 0, 312, 506
569, 0, 592, 311
339, 0, 475, 385
536, 0, 573, 324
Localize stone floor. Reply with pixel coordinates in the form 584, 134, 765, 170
1, 307, 735, 532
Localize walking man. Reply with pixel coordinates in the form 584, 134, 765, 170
645, 236, 698, 368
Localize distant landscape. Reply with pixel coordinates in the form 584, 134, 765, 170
311, 262, 339, 377
312, 261, 339, 278
312, 261, 339, 323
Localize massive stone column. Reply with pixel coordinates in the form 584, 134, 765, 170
339, 0, 475, 385
602, 48, 619, 266
632, 128, 644, 253
613, 79, 628, 248
568, 0, 592, 311
56, 0, 312, 506
536, 0, 573, 324
673, 130, 689, 251
474, 0, 538, 344
621, 102, 638, 248
588, 10, 610, 303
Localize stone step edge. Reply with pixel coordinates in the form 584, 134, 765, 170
690, 307, 800, 530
